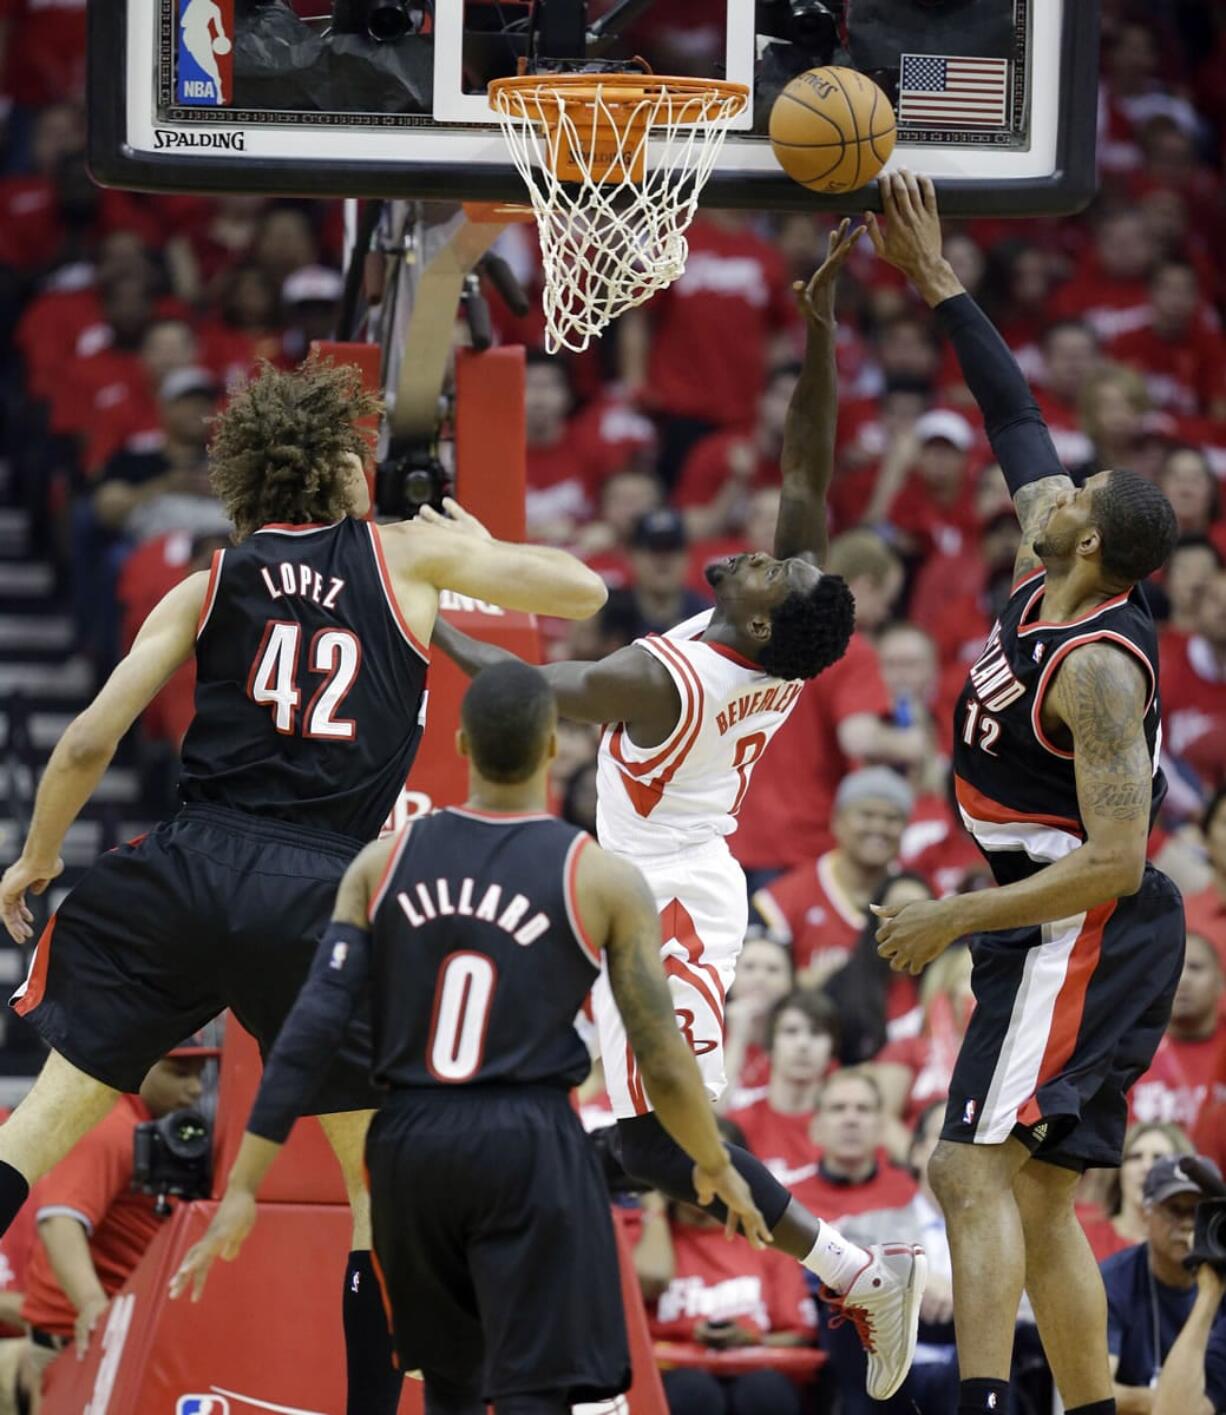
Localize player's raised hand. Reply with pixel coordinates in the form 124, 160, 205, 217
693, 1160, 773, 1249
417, 497, 492, 541
865, 170, 944, 283
0, 855, 63, 944
793, 217, 865, 324
168, 1187, 257, 1303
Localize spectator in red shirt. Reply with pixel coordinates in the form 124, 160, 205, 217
0, 0, 86, 109
674, 364, 793, 541
1161, 570, 1226, 796
1032, 320, 1099, 469
1079, 1122, 1194, 1264
1048, 208, 1156, 344
752, 768, 914, 990
864, 410, 981, 566
618, 210, 797, 482
874, 945, 975, 1153
1110, 261, 1226, 418
1160, 537, 1222, 652
732, 533, 923, 886
1157, 446, 1226, 556
1184, 790, 1226, 970
799, 1070, 918, 1224
729, 991, 839, 1197
1076, 363, 1151, 477
823, 873, 931, 1066
721, 936, 796, 1113
21, 1046, 213, 1390
1130, 933, 1224, 1133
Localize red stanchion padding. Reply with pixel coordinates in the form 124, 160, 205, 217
37, 1202, 665, 1414
455, 346, 525, 543
212, 1015, 348, 1206
611, 1208, 670, 1415
39, 1199, 424, 1415
380, 600, 542, 829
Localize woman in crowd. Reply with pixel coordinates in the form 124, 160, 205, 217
1078, 1121, 1195, 1262
720, 936, 796, 1112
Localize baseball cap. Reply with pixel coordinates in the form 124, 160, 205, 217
1144, 1153, 1223, 1206
915, 409, 974, 451
160, 366, 220, 403
282, 265, 344, 306
167, 1025, 223, 1061
834, 766, 914, 818
631, 507, 687, 553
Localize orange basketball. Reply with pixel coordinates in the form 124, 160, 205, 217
769, 67, 896, 194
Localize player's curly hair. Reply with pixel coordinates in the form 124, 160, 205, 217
758, 572, 855, 681
209, 358, 382, 539
1092, 468, 1179, 585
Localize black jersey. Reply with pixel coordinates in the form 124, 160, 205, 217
367, 809, 600, 1090
179, 518, 428, 841
953, 570, 1166, 887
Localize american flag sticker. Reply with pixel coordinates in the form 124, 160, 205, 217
898, 54, 1010, 128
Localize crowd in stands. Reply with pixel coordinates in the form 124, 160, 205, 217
2, 0, 1226, 1409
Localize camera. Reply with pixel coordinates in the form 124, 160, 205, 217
133, 1108, 213, 1216
1191, 1198, 1226, 1275
374, 445, 452, 520
331, 0, 419, 42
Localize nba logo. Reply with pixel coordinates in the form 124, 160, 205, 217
177, 1398, 230, 1415
177, 0, 235, 106
962, 1098, 977, 1126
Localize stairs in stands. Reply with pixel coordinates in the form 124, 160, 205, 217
0, 461, 163, 1096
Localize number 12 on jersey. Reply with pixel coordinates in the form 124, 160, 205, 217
247, 620, 361, 740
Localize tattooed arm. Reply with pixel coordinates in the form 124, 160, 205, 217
577, 845, 770, 1243
875, 644, 1150, 970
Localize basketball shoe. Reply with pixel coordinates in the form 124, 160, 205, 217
823, 1242, 929, 1400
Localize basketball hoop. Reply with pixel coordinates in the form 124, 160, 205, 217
489, 73, 748, 354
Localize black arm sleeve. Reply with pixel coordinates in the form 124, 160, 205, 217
246, 922, 372, 1145
934, 293, 1067, 496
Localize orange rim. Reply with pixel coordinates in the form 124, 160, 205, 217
490, 73, 748, 184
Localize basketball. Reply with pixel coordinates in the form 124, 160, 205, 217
212, 35, 232, 55
769, 66, 896, 194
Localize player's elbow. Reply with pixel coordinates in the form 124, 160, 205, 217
59, 715, 117, 769
1086, 841, 1146, 899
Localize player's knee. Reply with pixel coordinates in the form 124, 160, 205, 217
614, 1114, 689, 1195
927, 1139, 993, 1216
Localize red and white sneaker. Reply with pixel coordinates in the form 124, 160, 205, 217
823, 1242, 928, 1401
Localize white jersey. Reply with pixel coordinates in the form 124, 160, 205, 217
595, 610, 805, 858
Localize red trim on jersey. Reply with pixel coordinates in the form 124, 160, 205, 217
563, 835, 601, 968
13, 916, 54, 1018
196, 548, 225, 640
704, 640, 760, 671
255, 522, 339, 534
615, 771, 666, 820
1030, 631, 1157, 761
954, 775, 1083, 835
626, 1039, 650, 1115
660, 899, 727, 1028
1017, 585, 1132, 636
1017, 900, 1116, 1127
1010, 566, 1047, 593
366, 523, 430, 664
365, 1232, 400, 1367
608, 640, 700, 778
368, 825, 414, 923
644, 637, 707, 784
608, 636, 707, 817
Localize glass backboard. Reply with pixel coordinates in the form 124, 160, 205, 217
89, 0, 1098, 214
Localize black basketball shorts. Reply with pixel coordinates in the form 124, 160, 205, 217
942, 865, 1185, 1171
11, 803, 380, 1109
365, 1085, 631, 1404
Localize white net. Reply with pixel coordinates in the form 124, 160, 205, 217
490, 77, 747, 354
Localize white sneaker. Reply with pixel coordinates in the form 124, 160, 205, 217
822, 1242, 928, 1401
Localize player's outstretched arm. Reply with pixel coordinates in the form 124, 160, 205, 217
169, 839, 389, 1303
396, 498, 607, 620
580, 846, 771, 1247
431, 617, 681, 739
875, 643, 1151, 973
774, 219, 862, 566
0, 572, 207, 943
866, 170, 1072, 584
